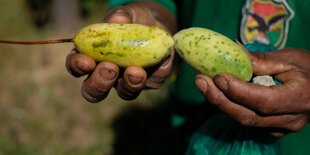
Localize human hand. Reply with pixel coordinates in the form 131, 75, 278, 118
195, 48, 310, 138
66, 2, 176, 102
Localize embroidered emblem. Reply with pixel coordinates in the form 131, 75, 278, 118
240, 0, 294, 49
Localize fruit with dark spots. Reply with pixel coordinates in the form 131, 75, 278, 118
173, 27, 253, 81
74, 23, 174, 68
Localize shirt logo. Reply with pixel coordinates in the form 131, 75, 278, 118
240, 0, 294, 49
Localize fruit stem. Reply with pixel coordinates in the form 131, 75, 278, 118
0, 38, 73, 45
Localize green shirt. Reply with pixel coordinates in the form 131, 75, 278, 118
174, 0, 310, 104
108, 0, 310, 154
174, 2, 310, 154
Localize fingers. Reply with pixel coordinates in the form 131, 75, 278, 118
195, 74, 258, 123
274, 68, 307, 82
146, 49, 174, 88
213, 73, 309, 115
81, 62, 119, 103
251, 52, 295, 75
267, 114, 308, 138
256, 114, 307, 132
235, 43, 295, 76
195, 74, 308, 135
213, 73, 276, 114
194, 48, 310, 138
117, 66, 147, 100
81, 64, 148, 102
81, 50, 172, 101
66, 50, 96, 77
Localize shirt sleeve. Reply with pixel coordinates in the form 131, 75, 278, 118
108, 0, 176, 16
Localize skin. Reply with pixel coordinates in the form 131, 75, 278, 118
66, 2, 177, 102
195, 48, 310, 138
67, 2, 310, 138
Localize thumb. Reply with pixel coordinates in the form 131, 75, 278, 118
250, 52, 294, 75
233, 41, 289, 76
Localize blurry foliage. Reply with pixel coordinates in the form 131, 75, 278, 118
26, 0, 52, 10
80, 0, 106, 17
26, 0, 53, 28
25, 0, 107, 29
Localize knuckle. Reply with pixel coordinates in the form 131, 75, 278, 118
118, 89, 140, 100
93, 84, 110, 94
124, 77, 146, 92
93, 78, 114, 94
146, 76, 166, 89
81, 89, 105, 103
82, 80, 110, 101
213, 94, 223, 106
239, 114, 257, 126
256, 95, 275, 115
257, 103, 272, 115
117, 80, 141, 100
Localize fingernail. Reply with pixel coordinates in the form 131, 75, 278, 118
195, 78, 208, 93
128, 75, 143, 85
99, 68, 117, 81
215, 75, 228, 91
81, 89, 99, 103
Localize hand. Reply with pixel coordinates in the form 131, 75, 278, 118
195, 48, 310, 138
66, 2, 176, 102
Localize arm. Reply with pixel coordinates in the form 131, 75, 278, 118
195, 48, 310, 138
66, 1, 177, 102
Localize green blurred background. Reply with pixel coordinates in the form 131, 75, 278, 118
0, 0, 172, 154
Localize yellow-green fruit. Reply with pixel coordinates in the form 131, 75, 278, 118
174, 27, 253, 81
73, 23, 174, 67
